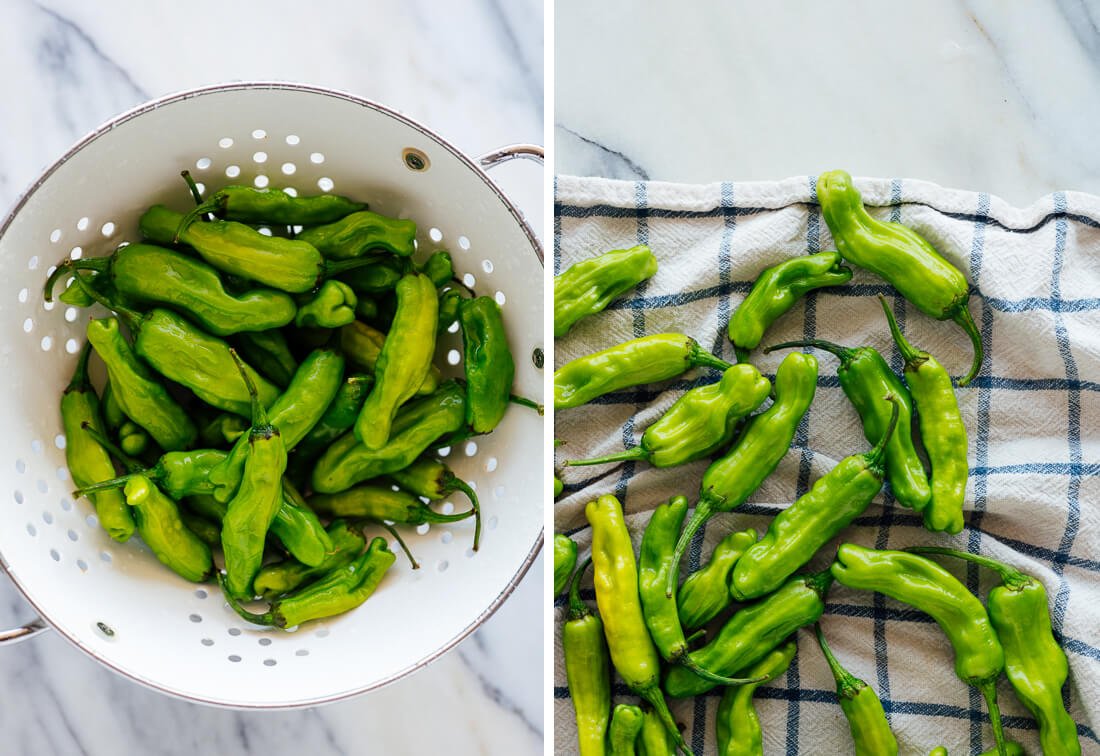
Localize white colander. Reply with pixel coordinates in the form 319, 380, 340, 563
0, 82, 544, 708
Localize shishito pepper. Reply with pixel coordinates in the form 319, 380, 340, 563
296, 210, 417, 259
123, 475, 214, 583
817, 169, 983, 385
716, 639, 797, 756
232, 329, 299, 390
637, 705, 676, 756
879, 295, 968, 534
62, 344, 134, 542
566, 364, 770, 469
909, 547, 1081, 756
118, 421, 152, 457
728, 250, 852, 362
460, 295, 515, 434
554, 534, 578, 597
555, 333, 733, 410
340, 260, 406, 295
564, 557, 613, 756
437, 288, 464, 333
339, 321, 440, 395
295, 280, 357, 328
418, 250, 454, 288
554, 244, 658, 338
609, 704, 645, 756
253, 519, 365, 600
355, 273, 439, 449
814, 623, 898, 756
676, 528, 756, 631
831, 545, 1008, 755
221, 537, 395, 628
308, 484, 479, 549
387, 457, 481, 547
177, 179, 366, 228
44, 243, 297, 336
286, 373, 373, 482
587, 494, 694, 756
75, 448, 230, 501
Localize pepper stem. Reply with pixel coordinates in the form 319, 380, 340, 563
65, 342, 93, 394
813, 623, 864, 699
567, 556, 592, 620
684, 628, 706, 646
666, 497, 715, 598
688, 342, 734, 372
447, 476, 481, 551
180, 170, 204, 206
733, 346, 751, 364
865, 394, 899, 471
979, 680, 1008, 756
952, 303, 984, 387
640, 685, 694, 756
677, 656, 768, 687
378, 522, 419, 569
764, 338, 856, 364
73, 470, 142, 498
44, 257, 110, 302
174, 171, 224, 241
905, 547, 1031, 591
228, 349, 268, 429
216, 572, 276, 626
80, 422, 142, 474
508, 394, 544, 415
564, 446, 648, 467
71, 272, 142, 332
877, 294, 926, 369
422, 505, 479, 526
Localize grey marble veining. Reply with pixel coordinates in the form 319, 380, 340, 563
0, 1, 544, 754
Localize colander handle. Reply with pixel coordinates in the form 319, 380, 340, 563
0, 617, 47, 645
477, 144, 544, 169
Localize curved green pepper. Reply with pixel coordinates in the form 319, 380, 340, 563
387, 457, 481, 548
295, 280, 357, 328
179, 510, 220, 548
233, 329, 299, 389
831, 544, 1008, 755
253, 519, 365, 600
339, 321, 440, 396
609, 704, 644, 756
179, 182, 365, 228
637, 705, 676, 756
554, 534, 578, 597
339, 260, 406, 295
567, 364, 770, 469
296, 210, 417, 259
817, 169, 982, 385
309, 485, 476, 540
716, 639, 797, 756
879, 296, 968, 534
287, 373, 373, 482
418, 250, 454, 288
564, 557, 612, 756
124, 475, 213, 583
731, 396, 899, 600
556, 333, 733, 410
728, 250, 852, 362
768, 337, 931, 513
555, 245, 658, 338
437, 288, 464, 333
101, 379, 124, 433
677, 528, 756, 630
460, 295, 515, 434
74, 448, 230, 501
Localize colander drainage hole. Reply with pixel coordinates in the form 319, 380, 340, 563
50, 549, 60, 562
25, 524, 35, 537
36, 479, 48, 493
446, 349, 461, 366
67, 529, 77, 542
70, 246, 82, 260
282, 162, 296, 175
76, 559, 87, 572
32, 439, 44, 454
100, 550, 111, 563
285, 134, 300, 145
22, 318, 32, 334
263, 659, 277, 667
101, 221, 116, 237
462, 273, 476, 289
54, 434, 66, 450
494, 291, 507, 306
440, 501, 454, 515
258, 637, 272, 646
76, 217, 90, 232
532, 347, 544, 369
65, 339, 79, 355
86, 514, 98, 528
437, 446, 451, 457
189, 614, 202, 623
429, 227, 443, 243
440, 531, 453, 544
448, 321, 460, 336
458, 236, 470, 251
481, 259, 492, 273
201, 638, 214, 647
42, 511, 52, 524
195, 589, 208, 599
226, 165, 241, 178
60, 496, 72, 511
464, 441, 478, 457
315, 628, 329, 638
50, 229, 62, 243
17, 287, 27, 303
310, 151, 324, 164
317, 177, 334, 192
96, 621, 115, 638
28, 255, 39, 271
14, 490, 23, 504
228, 655, 242, 663
252, 129, 266, 140
15, 459, 25, 474
219, 137, 233, 148
228, 628, 242, 636
254, 175, 270, 189
465, 548, 476, 559
416, 524, 430, 536
438, 560, 449, 572
296, 649, 309, 656
488, 515, 499, 530
486, 457, 498, 472
65, 307, 78, 323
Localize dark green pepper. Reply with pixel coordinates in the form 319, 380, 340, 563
715, 639, 797, 756
677, 528, 756, 630
339, 320, 440, 395
555, 245, 658, 338
418, 250, 454, 288
460, 295, 515, 434
101, 379, 124, 433
178, 180, 365, 228
296, 210, 417, 259
286, 373, 373, 482
387, 457, 481, 549
179, 510, 221, 548
567, 364, 770, 469
563, 557, 612, 756
728, 250, 852, 362
198, 413, 249, 447
554, 534, 578, 597
817, 169, 983, 385
124, 475, 214, 583
308, 485, 478, 547
609, 704, 644, 756
233, 329, 300, 389
253, 519, 365, 600
556, 333, 733, 410
339, 260, 406, 295
437, 288, 463, 333
295, 280, 357, 328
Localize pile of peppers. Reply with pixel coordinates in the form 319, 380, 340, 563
50, 172, 536, 629
554, 170, 1081, 755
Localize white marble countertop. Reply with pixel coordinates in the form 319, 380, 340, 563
0, 2, 543, 754
555, 0, 1100, 204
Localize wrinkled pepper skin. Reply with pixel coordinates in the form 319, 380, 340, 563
460, 295, 515, 434
567, 364, 770, 469
313, 382, 467, 493
233, 329, 299, 389
418, 250, 454, 288
716, 640, 797, 756
554, 245, 658, 338
768, 338, 931, 513
731, 396, 899, 601
555, 333, 733, 410
677, 529, 757, 630
355, 273, 439, 449
563, 558, 612, 756
296, 210, 417, 259
295, 280, 357, 328
62, 344, 134, 541
339, 321, 439, 395
817, 170, 983, 385
123, 475, 213, 583
387, 457, 481, 548
669, 352, 817, 596
665, 570, 831, 699
637, 705, 677, 756
308, 484, 476, 528
74, 449, 231, 501
253, 519, 365, 600
286, 373, 373, 483
609, 704, 644, 756
879, 296, 968, 534
728, 251, 852, 362
554, 534, 578, 596
910, 547, 1081, 756
587, 495, 694, 756
831, 545, 1008, 754
814, 623, 898, 756
86, 317, 197, 451
181, 185, 365, 227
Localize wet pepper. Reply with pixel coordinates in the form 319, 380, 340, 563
556, 334, 733, 410
340, 321, 440, 396
831, 544, 1008, 756
233, 329, 299, 389
563, 558, 612, 756
388, 458, 481, 544
295, 280, 357, 328
253, 519, 365, 600
554, 534, 578, 596
879, 295, 968, 534
567, 364, 770, 469
178, 182, 365, 228
716, 639, 797, 756
309, 484, 479, 549
418, 250, 454, 288
609, 704, 644, 756
817, 169, 983, 385
728, 251, 852, 362
286, 373, 373, 484
124, 475, 214, 583
554, 245, 658, 338
910, 547, 1081, 756
296, 210, 417, 259
677, 528, 757, 630
460, 295, 515, 434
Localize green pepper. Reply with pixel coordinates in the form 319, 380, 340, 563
387, 457, 481, 549
296, 210, 417, 259
198, 413, 249, 447
44, 243, 297, 336
178, 181, 365, 229
101, 379, 124, 433
817, 169, 983, 385
221, 352, 288, 599
730, 396, 900, 600
831, 544, 1008, 755
609, 704, 645, 756
556, 333, 733, 410
669, 352, 817, 596
253, 519, 365, 600
418, 250, 454, 288
637, 705, 676, 756
221, 537, 395, 628
295, 280, 357, 328
437, 288, 464, 333
123, 475, 213, 583
339, 260, 406, 295
74, 448, 231, 501
768, 337, 931, 513
233, 329, 300, 389
567, 364, 770, 469
356, 273, 438, 449
928, 746, 1025, 756
587, 494, 694, 756
460, 295, 515, 434
664, 570, 831, 699
554, 534, 578, 597
715, 639, 797, 756
355, 296, 379, 322
555, 245, 658, 338
563, 557, 612, 756
814, 623, 898, 756
308, 485, 477, 544
61, 344, 134, 542
339, 321, 440, 396
313, 381, 467, 493
59, 274, 98, 306
287, 373, 373, 482
554, 475, 564, 498
179, 510, 221, 548
909, 547, 1081, 756
85, 317, 197, 451
879, 295, 968, 534
118, 421, 152, 457
728, 251, 852, 362
677, 528, 756, 630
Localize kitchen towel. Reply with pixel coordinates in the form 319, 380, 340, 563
553, 173, 1100, 755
